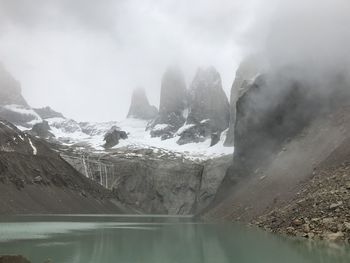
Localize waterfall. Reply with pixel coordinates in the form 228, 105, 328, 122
104, 165, 108, 189
82, 154, 89, 178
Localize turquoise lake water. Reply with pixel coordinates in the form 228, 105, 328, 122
0, 215, 349, 263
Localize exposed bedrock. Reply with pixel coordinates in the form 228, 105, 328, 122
224, 56, 263, 146
187, 67, 230, 132
103, 126, 128, 149
61, 150, 232, 215
127, 88, 158, 120
149, 67, 187, 138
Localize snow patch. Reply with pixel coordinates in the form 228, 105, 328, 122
176, 124, 195, 135
152, 124, 169, 131
28, 138, 37, 155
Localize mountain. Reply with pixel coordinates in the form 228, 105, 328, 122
0, 119, 125, 214
149, 67, 188, 139
0, 63, 233, 216
203, 64, 350, 241
127, 88, 158, 120
176, 67, 230, 146
187, 67, 229, 131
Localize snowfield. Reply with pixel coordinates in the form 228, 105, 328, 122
45, 117, 234, 160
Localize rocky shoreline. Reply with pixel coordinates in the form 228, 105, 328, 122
252, 160, 350, 243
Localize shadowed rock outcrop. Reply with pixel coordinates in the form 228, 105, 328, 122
127, 88, 158, 120
103, 126, 128, 149
224, 56, 264, 146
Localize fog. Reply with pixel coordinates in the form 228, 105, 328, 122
0, 0, 349, 122
0, 0, 257, 121
247, 0, 350, 82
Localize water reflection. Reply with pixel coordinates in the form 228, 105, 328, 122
0, 215, 349, 263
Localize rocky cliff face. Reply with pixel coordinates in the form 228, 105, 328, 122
187, 67, 229, 131
149, 66, 231, 146
224, 56, 263, 146
127, 88, 158, 120
61, 148, 232, 215
177, 67, 230, 146
149, 67, 187, 139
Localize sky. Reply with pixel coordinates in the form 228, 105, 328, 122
0, 0, 259, 121
1, 0, 348, 122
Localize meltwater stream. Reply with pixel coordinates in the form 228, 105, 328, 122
0, 215, 349, 263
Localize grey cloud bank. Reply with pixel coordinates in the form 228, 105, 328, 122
0, 0, 254, 121
0, 0, 348, 121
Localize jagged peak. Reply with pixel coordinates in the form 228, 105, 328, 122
127, 87, 158, 120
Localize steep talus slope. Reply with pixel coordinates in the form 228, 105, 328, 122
252, 106, 350, 241
0, 120, 125, 214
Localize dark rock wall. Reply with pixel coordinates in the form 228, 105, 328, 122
187, 67, 230, 132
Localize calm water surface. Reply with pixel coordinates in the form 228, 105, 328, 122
0, 215, 349, 263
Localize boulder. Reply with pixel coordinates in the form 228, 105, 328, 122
103, 126, 128, 149
127, 88, 158, 120
187, 67, 229, 132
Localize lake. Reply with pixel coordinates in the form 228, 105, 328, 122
0, 215, 349, 263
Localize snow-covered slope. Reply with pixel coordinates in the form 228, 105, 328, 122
38, 117, 233, 160
2, 103, 233, 160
